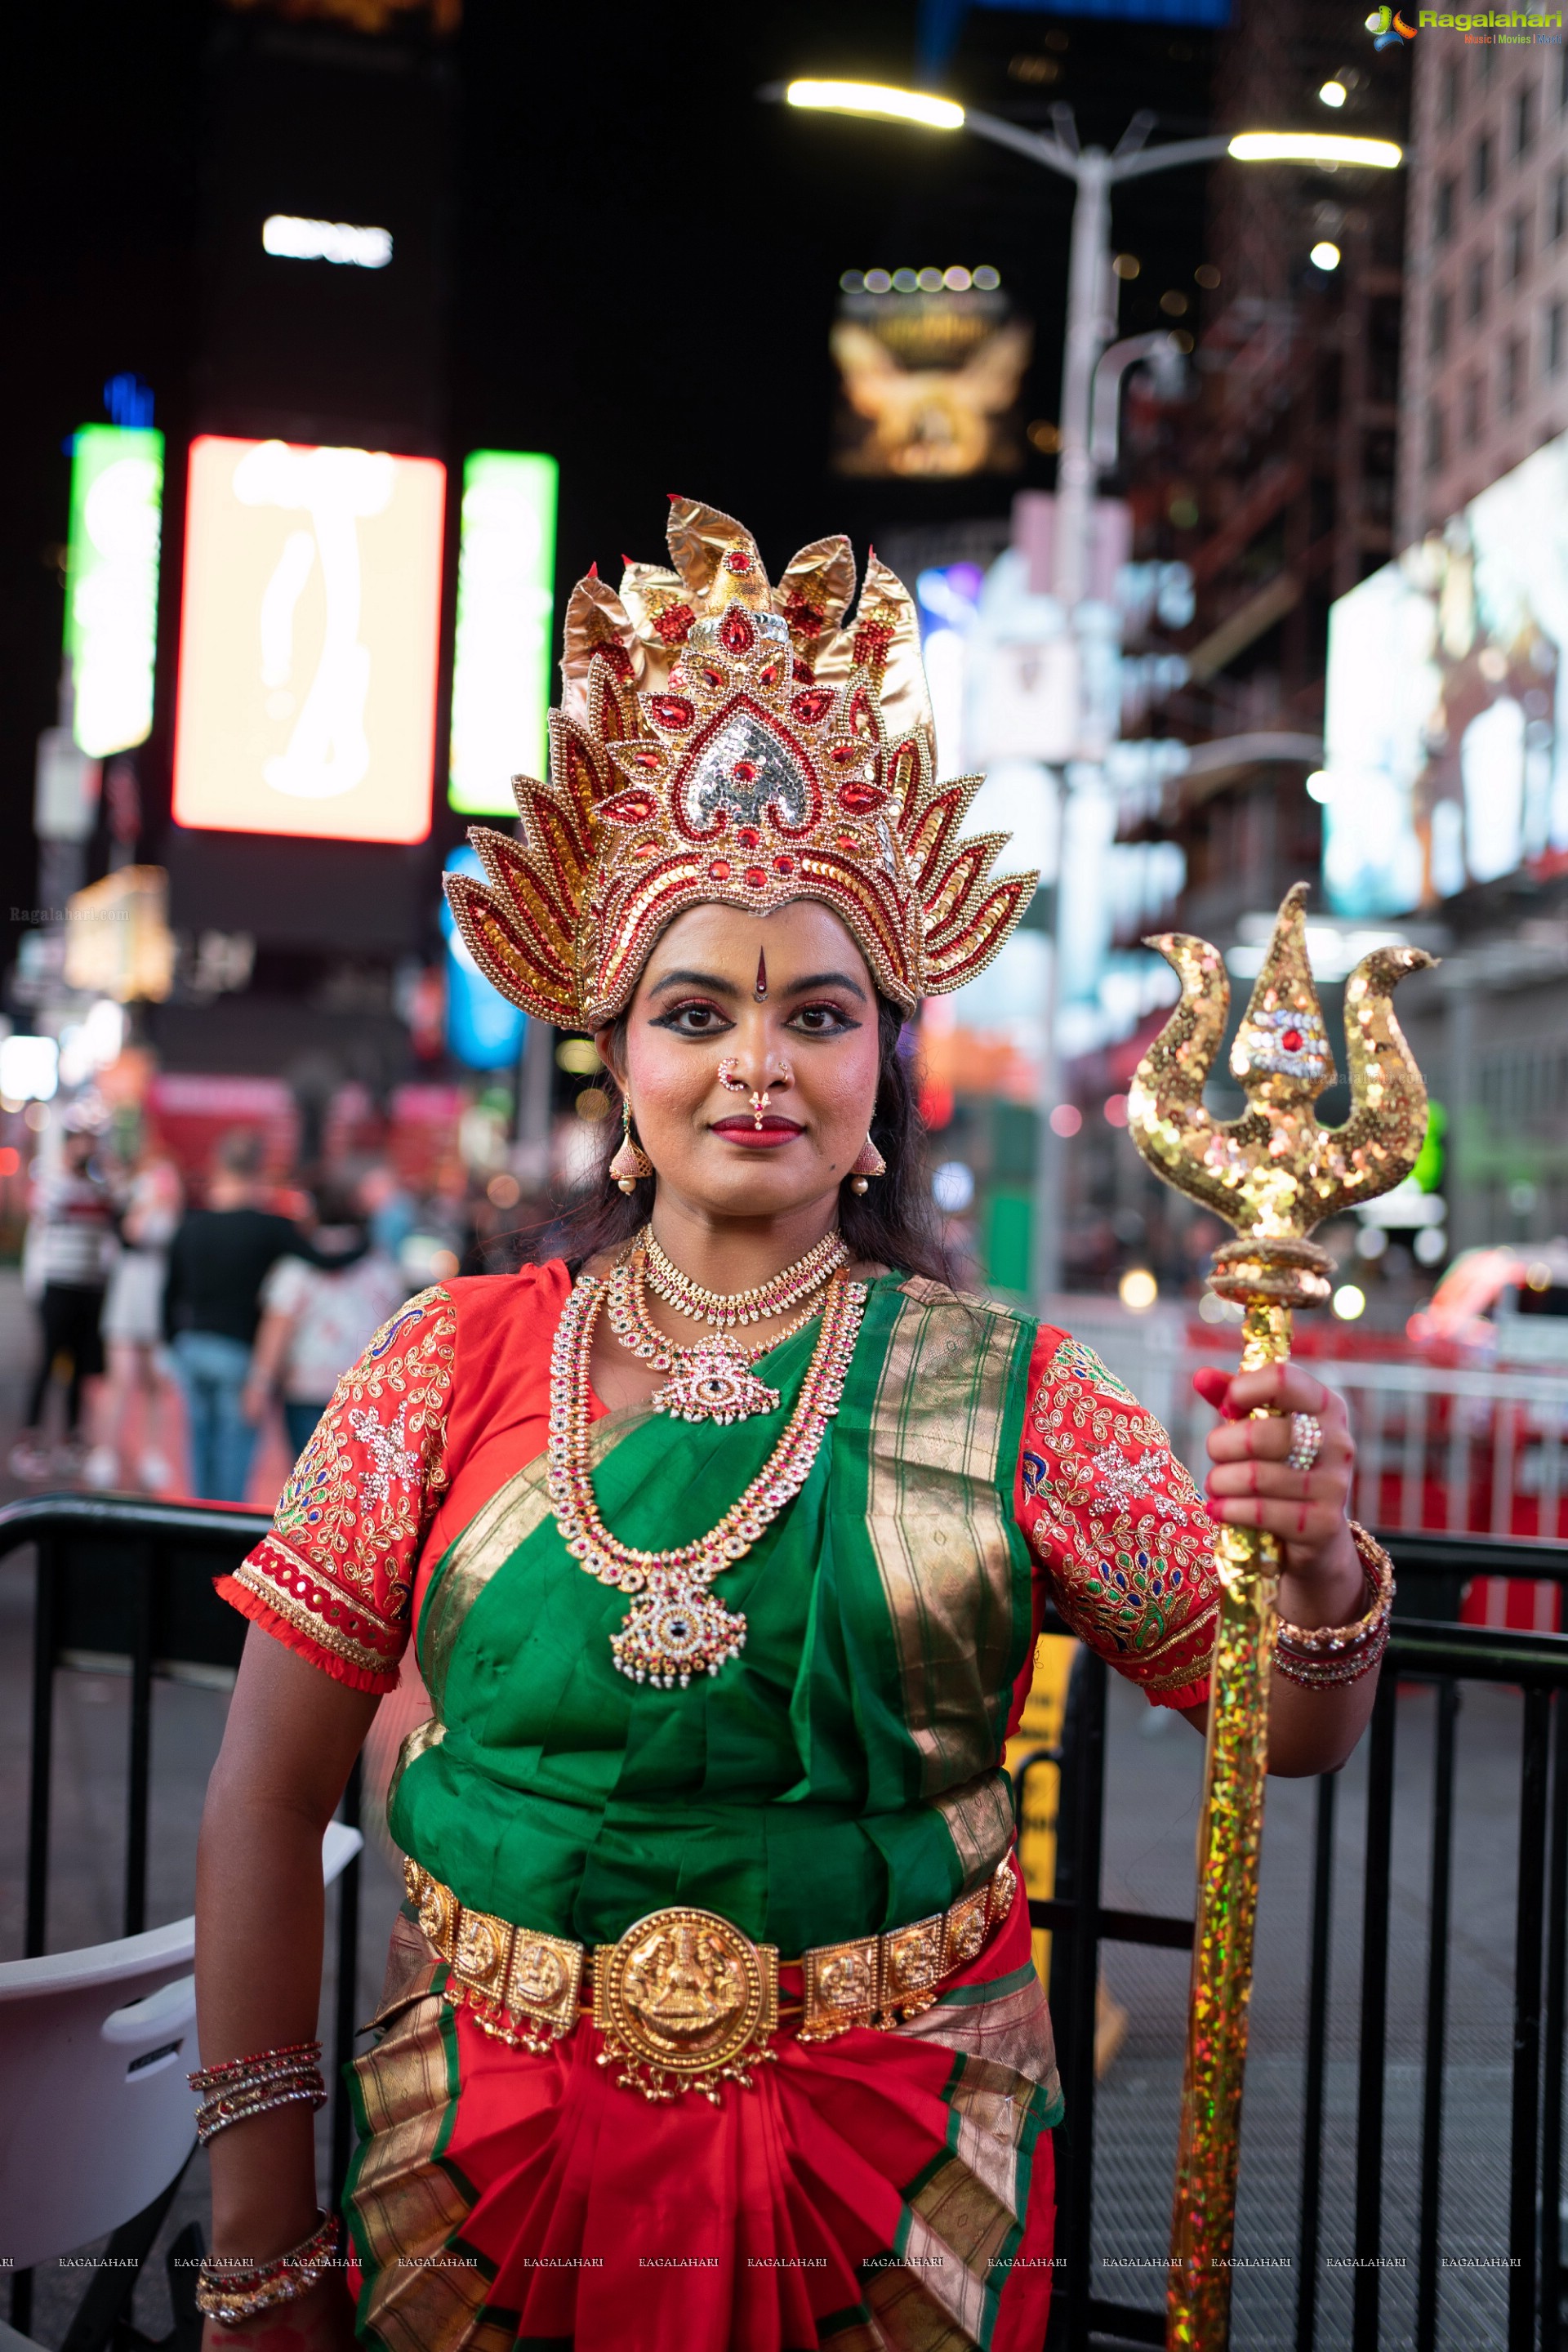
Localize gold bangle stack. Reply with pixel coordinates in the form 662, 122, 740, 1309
1273, 1522, 1395, 1689
194, 2208, 338, 2328
189, 2038, 327, 2146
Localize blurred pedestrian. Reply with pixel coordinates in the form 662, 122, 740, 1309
11, 1122, 116, 1481
164, 1129, 362, 1502
243, 1180, 408, 1457
85, 1150, 184, 1491
358, 1158, 416, 1263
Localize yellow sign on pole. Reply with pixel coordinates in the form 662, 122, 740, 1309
65, 867, 176, 1004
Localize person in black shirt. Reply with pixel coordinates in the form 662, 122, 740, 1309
164, 1130, 359, 1501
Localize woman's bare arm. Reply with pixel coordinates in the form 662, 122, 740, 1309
195, 1624, 380, 2338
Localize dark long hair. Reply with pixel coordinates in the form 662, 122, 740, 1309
530, 996, 951, 1283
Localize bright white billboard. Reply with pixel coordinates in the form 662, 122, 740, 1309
1321, 431, 1568, 916
172, 435, 445, 844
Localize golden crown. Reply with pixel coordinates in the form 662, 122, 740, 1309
444, 497, 1038, 1031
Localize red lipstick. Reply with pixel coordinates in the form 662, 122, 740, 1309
710, 1115, 803, 1148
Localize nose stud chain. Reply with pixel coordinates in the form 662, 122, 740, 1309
718, 1057, 793, 1130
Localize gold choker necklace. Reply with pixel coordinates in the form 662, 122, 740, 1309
640, 1226, 848, 1329
548, 1268, 866, 1687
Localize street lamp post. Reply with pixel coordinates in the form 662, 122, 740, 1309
932, 114, 1233, 1321
776, 82, 1400, 1315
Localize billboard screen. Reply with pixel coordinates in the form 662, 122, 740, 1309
1321, 430, 1568, 916
448, 450, 558, 817
65, 424, 164, 760
831, 278, 1031, 479
172, 434, 445, 844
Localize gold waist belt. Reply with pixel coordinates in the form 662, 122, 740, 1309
403, 1854, 1017, 2104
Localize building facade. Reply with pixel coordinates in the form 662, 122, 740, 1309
1398, 40, 1568, 550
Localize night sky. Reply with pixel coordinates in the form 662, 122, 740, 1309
1, 1, 1216, 960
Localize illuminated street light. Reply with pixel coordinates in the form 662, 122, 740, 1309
1310, 241, 1343, 271
1228, 130, 1401, 167
785, 80, 964, 131
262, 215, 393, 267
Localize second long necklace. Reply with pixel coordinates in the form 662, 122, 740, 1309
550, 1268, 867, 1687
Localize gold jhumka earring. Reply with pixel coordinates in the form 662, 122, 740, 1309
608, 1098, 653, 1194
848, 1136, 886, 1196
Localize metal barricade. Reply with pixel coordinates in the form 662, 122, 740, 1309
0, 1494, 362, 2340
1039, 1539, 1568, 2352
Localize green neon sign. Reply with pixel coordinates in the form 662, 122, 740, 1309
65, 424, 164, 759
448, 449, 559, 817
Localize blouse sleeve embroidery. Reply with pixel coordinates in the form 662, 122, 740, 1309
1019, 1334, 1218, 1707
217, 1285, 457, 1693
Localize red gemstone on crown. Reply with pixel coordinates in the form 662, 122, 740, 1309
732, 760, 759, 784
743, 866, 768, 889
719, 607, 756, 655
839, 783, 888, 814
648, 694, 694, 730
774, 856, 795, 875
726, 551, 752, 573
599, 789, 657, 825
709, 859, 732, 880
791, 689, 833, 726
737, 828, 760, 849
1281, 1028, 1304, 1054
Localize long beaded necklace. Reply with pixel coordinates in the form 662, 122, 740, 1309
641, 1225, 848, 1328
549, 1268, 866, 1687
605, 1253, 820, 1425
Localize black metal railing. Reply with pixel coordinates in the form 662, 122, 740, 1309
1037, 1535, 1568, 2352
7, 1498, 1568, 2350
2, 1494, 362, 2342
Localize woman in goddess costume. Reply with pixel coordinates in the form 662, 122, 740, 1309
193, 501, 1389, 2352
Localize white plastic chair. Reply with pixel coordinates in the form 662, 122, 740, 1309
0, 1820, 363, 2275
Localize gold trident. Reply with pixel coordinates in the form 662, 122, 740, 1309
1125, 882, 1434, 2348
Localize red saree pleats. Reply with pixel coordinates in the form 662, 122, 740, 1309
346, 1900, 1057, 2352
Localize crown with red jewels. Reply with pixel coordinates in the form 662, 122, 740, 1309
443, 497, 1038, 1030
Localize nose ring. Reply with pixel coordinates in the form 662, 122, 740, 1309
717, 1056, 792, 1131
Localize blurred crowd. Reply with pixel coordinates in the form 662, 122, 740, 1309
7, 1123, 537, 1503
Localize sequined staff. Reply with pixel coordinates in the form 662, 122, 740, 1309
1125, 883, 1433, 2349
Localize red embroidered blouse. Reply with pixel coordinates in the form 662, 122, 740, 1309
219, 1266, 1218, 1713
